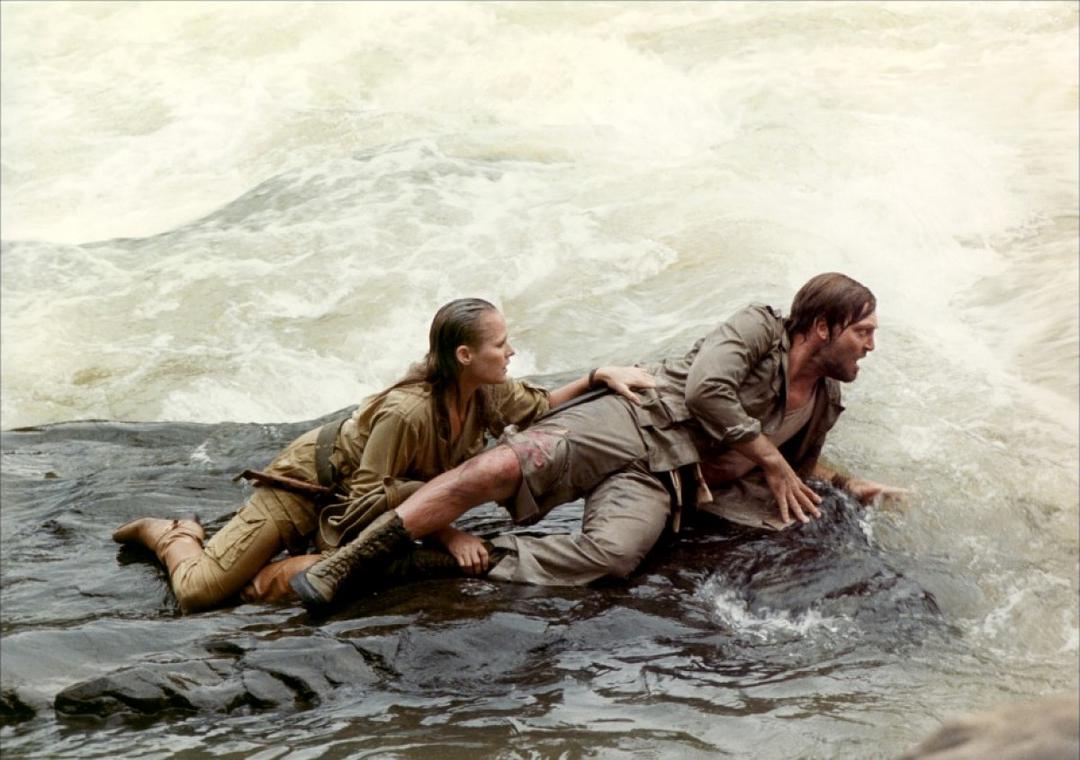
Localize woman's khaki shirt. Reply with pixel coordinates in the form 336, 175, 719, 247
263, 379, 550, 547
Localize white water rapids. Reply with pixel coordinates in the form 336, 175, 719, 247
1, 2, 1077, 756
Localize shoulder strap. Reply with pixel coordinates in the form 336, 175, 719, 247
314, 417, 348, 489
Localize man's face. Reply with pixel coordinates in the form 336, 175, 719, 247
817, 312, 877, 382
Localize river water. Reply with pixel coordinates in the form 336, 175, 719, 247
1, 2, 1077, 758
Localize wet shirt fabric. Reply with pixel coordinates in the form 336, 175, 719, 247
700, 395, 816, 484
634, 303, 844, 480
643, 303, 845, 530
265, 379, 552, 548
489, 304, 846, 587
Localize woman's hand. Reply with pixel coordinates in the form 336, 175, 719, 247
433, 527, 490, 575
594, 366, 657, 405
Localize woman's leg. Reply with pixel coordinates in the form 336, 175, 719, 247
169, 496, 285, 612
112, 516, 206, 591
240, 553, 322, 603
115, 487, 314, 613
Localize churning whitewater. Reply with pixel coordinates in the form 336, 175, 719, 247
1, 3, 1076, 758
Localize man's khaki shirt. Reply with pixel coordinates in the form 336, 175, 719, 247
635, 303, 845, 529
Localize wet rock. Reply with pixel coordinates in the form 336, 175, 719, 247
54, 635, 380, 721
0, 413, 958, 749
55, 663, 215, 718
896, 693, 1080, 760
711, 489, 941, 623
0, 687, 36, 724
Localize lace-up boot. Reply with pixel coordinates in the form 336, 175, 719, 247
289, 511, 412, 609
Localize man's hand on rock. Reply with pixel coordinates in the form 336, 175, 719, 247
763, 457, 822, 525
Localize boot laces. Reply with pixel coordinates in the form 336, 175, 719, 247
320, 547, 357, 586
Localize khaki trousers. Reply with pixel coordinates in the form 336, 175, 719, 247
170, 487, 316, 612
488, 393, 672, 586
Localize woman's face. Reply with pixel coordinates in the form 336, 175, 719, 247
458, 309, 515, 386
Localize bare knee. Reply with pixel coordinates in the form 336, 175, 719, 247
451, 445, 522, 501
399, 446, 523, 536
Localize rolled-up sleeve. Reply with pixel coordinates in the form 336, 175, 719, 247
685, 305, 779, 446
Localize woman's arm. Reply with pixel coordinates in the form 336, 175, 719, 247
341, 407, 424, 503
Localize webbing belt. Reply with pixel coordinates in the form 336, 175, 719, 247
314, 416, 348, 489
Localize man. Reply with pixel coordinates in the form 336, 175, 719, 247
291, 273, 903, 605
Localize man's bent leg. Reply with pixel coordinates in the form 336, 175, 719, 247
292, 394, 647, 607
396, 445, 523, 536
488, 460, 670, 586
291, 447, 523, 609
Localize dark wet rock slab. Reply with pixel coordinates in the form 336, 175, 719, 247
2, 411, 956, 753
54, 635, 380, 720
0, 688, 37, 725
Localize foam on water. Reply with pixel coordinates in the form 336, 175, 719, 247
3, 4, 1075, 425
2, 138, 688, 424
700, 578, 846, 643
0, 3, 1076, 742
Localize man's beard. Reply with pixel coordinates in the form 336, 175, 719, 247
817, 343, 859, 382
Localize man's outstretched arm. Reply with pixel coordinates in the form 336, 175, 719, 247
811, 461, 909, 504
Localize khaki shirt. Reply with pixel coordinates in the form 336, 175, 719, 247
265, 379, 550, 547
634, 303, 845, 529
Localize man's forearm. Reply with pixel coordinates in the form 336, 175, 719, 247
731, 434, 787, 471
811, 460, 853, 489
812, 461, 909, 504
731, 433, 822, 523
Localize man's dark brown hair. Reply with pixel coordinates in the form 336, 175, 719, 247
785, 273, 876, 339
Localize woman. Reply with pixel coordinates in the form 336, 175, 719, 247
113, 298, 653, 613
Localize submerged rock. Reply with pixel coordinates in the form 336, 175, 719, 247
0, 687, 37, 724
53, 635, 380, 720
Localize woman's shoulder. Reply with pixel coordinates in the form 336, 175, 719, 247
487, 378, 551, 425
355, 383, 435, 428
492, 377, 548, 395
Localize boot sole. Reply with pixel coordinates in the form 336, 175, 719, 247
289, 571, 331, 609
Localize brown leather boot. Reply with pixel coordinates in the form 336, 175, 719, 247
293, 540, 508, 606
289, 511, 413, 609
382, 545, 462, 580
383, 542, 507, 580
239, 554, 322, 604
113, 516, 205, 577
